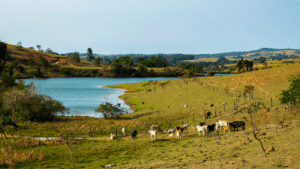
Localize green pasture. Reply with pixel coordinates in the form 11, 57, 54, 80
2, 62, 300, 168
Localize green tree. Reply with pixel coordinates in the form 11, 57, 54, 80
258, 57, 266, 63
236, 59, 244, 73
46, 48, 53, 53
68, 52, 80, 64
95, 102, 124, 119
137, 64, 148, 74
0, 42, 10, 74
39, 57, 49, 69
17, 42, 22, 49
280, 74, 300, 126
249, 60, 254, 71
36, 45, 41, 51
280, 75, 300, 105
87, 48, 95, 61
243, 59, 250, 72
94, 57, 102, 66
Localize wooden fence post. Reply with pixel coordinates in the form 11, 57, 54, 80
271, 98, 272, 109
282, 108, 286, 128
234, 101, 235, 110
215, 108, 217, 117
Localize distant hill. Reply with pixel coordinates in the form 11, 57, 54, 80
194, 48, 299, 59
64, 48, 299, 62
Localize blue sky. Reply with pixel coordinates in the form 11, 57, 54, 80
0, 0, 299, 54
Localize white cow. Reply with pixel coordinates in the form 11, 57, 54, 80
183, 124, 189, 134
216, 120, 228, 128
196, 125, 207, 136
149, 130, 158, 141
168, 128, 176, 137
150, 125, 163, 133
122, 128, 126, 135
183, 104, 188, 107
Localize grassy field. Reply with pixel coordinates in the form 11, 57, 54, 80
1, 61, 300, 168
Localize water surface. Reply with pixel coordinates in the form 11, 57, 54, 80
23, 77, 177, 117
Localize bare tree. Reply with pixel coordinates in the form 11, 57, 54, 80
238, 102, 268, 157
49, 122, 80, 169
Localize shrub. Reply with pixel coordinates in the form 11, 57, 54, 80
95, 102, 124, 119
61, 68, 72, 76
2, 86, 67, 122
183, 70, 195, 78
16, 65, 25, 73
0, 116, 17, 127
206, 71, 215, 76
29, 68, 43, 77
243, 84, 254, 94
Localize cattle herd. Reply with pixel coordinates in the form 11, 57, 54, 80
110, 120, 245, 141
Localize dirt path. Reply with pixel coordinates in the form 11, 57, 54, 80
0, 133, 149, 141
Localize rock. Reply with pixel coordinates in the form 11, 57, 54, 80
260, 132, 266, 136
237, 142, 244, 146
105, 164, 117, 167
265, 146, 275, 153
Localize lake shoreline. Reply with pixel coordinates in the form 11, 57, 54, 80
103, 86, 138, 114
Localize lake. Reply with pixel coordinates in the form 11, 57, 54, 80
23, 77, 177, 117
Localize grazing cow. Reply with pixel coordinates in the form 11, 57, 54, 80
210, 104, 214, 107
149, 130, 158, 141
216, 120, 228, 128
110, 133, 116, 140
175, 127, 184, 139
206, 112, 212, 119
223, 125, 231, 134
183, 104, 188, 107
196, 125, 207, 136
229, 122, 238, 131
232, 121, 246, 130
150, 125, 163, 133
183, 124, 189, 134
142, 102, 144, 104
131, 130, 137, 140
199, 122, 205, 126
168, 128, 176, 137
207, 124, 216, 137
122, 128, 126, 135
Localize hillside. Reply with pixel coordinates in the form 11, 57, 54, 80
194, 48, 300, 59
5, 44, 182, 78
1, 61, 300, 168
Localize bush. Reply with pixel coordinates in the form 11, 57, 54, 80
206, 71, 215, 76
29, 68, 43, 77
16, 65, 25, 73
61, 68, 72, 76
95, 102, 124, 119
0, 116, 17, 127
183, 70, 195, 78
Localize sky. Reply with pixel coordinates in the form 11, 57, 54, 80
0, 0, 299, 54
